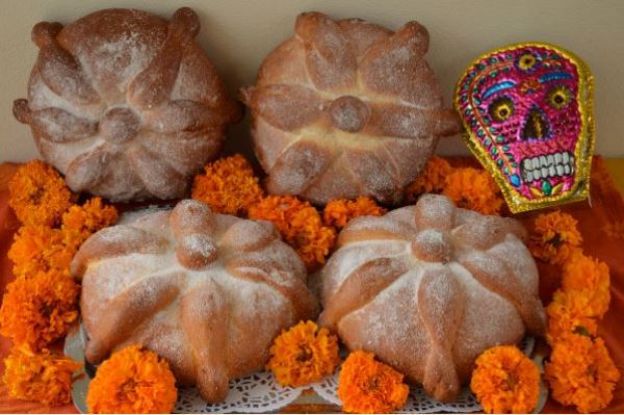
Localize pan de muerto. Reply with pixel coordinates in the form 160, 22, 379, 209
319, 194, 545, 401
72, 199, 318, 403
13, 8, 241, 202
242, 12, 460, 205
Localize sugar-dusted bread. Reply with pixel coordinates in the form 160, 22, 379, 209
13, 8, 241, 202
72, 199, 318, 403
242, 12, 460, 205
319, 194, 545, 402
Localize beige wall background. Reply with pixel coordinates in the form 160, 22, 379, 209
1, 0, 623, 162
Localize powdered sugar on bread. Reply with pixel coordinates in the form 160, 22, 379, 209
14, 8, 240, 202
320, 194, 545, 402
243, 12, 461, 204
74, 199, 318, 403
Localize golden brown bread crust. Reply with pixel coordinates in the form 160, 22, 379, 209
242, 12, 461, 205
73, 200, 318, 403
319, 194, 545, 402
13, 8, 241, 202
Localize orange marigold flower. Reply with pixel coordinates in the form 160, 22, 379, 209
546, 289, 598, 345
405, 156, 452, 203
192, 154, 264, 216
561, 252, 610, 318
87, 345, 178, 414
267, 320, 340, 387
8, 226, 73, 278
545, 334, 620, 413
338, 350, 409, 414
8, 160, 74, 227
61, 197, 118, 250
3, 345, 80, 406
528, 210, 582, 265
323, 196, 386, 229
442, 167, 504, 215
248, 196, 336, 271
0, 271, 79, 350
470, 345, 540, 414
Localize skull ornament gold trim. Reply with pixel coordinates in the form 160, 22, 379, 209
455, 42, 594, 214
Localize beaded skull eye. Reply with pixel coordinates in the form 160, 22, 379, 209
548, 86, 572, 109
456, 43, 594, 213
517, 53, 537, 71
489, 97, 515, 122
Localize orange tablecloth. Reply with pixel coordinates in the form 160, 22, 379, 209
0, 157, 623, 414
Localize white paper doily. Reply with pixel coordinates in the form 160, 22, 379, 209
64, 324, 305, 414
311, 336, 536, 414
66, 323, 540, 414
175, 373, 303, 413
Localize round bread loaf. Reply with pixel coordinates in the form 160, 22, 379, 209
242, 12, 460, 205
14, 8, 241, 202
319, 194, 545, 402
72, 199, 318, 403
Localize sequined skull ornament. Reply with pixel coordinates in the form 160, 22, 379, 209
455, 43, 594, 213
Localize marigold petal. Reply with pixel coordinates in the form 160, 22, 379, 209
470, 345, 540, 414
2, 345, 81, 406
528, 210, 582, 265
546, 289, 599, 344
338, 350, 409, 414
248, 195, 336, 271
442, 167, 504, 215
561, 252, 610, 318
545, 335, 620, 413
61, 197, 118, 250
191, 155, 264, 215
323, 196, 386, 229
8, 160, 74, 227
267, 321, 340, 387
8, 226, 71, 278
87, 345, 178, 414
0, 271, 79, 350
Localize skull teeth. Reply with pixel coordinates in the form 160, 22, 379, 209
555, 153, 562, 164
520, 151, 575, 183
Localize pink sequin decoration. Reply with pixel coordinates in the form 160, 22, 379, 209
457, 45, 582, 200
